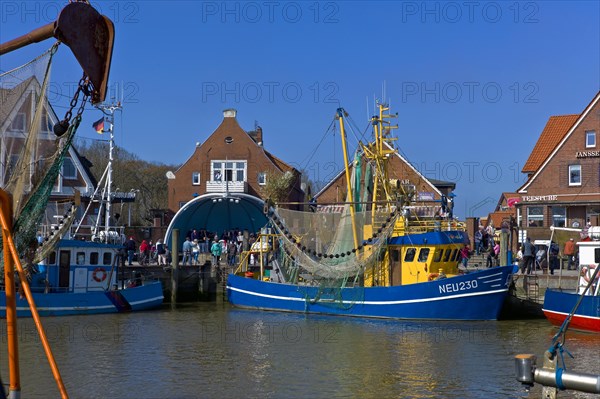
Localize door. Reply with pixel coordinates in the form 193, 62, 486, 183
73, 268, 88, 293
390, 248, 402, 286
59, 250, 71, 289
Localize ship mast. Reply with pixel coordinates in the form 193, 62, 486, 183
336, 108, 360, 251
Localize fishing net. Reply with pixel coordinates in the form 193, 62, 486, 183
0, 44, 80, 265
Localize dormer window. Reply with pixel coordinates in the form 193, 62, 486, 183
586, 131, 596, 148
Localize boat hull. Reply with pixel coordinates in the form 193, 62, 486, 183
542, 289, 600, 333
227, 266, 517, 321
0, 281, 164, 317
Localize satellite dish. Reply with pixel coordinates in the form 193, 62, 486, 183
166, 171, 175, 179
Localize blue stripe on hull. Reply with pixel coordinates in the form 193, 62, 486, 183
543, 289, 600, 319
0, 281, 164, 317
227, 266, 516, 321
387, 231, 469, 246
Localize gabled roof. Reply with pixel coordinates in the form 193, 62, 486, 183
519, 91, 600, 193
314, 141, 444, 199
496, 192, 520, 211
521, 114, 579, 174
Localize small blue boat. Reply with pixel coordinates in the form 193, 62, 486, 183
542, 229, 600, 333
0, 239, 163, 317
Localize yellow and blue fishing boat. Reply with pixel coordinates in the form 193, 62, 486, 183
227, 104, 516, 320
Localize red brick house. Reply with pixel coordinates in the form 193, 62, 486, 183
167, 109, 304, 212
516, 91, 600, 241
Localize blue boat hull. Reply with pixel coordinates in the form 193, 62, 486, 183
227, 266, 517, 321
543, 290, 600, 333
0, 281, 164, 317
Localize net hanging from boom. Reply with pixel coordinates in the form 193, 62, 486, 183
0, 44, 81, 265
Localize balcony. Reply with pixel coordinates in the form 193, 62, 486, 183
205, 180, 247, 193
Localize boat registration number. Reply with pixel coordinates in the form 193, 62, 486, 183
439, 280, 478, 294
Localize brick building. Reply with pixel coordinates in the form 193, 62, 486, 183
516, 91, 600, 241
165, 109, 304, 245
167, 109, 303, 211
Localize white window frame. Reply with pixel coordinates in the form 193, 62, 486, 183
62, 158, 77, 179
10, 113, 26, 132
568, 164, 581, 186
585, 130, 596, 148
192, 172, 200, 185
258, 172, 266, 185
211, 160, 246, 182
527, 206, 544, 227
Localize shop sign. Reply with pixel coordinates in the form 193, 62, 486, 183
576, 151, 600, 158
522, 195, 557, 202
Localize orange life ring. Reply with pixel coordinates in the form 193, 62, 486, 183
428, 273, 439, 281
92, 267, 107, 282
580, 265, 598, 283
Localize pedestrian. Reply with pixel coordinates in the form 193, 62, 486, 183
156, 239, 167, 266
460, 244, 470, 268
227, 240, 237, 267
486, 245, 496, 268
182, 237, 193, 266
125, 236, 136, 266
192, 239, 200, 265
521, 237, 535, 274
549, 241, 560, 275
564, 238, 576, 270
139, 239, 150, 265
211, 240, 222, 267
474, 229, 483, 255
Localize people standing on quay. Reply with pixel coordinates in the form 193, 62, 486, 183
564, 237, 576, 270
521, 237, 535, 274
126, 236, 136, 266
211, 240, 222, 267
182, 237, 193, 266
460, 244, 470, 268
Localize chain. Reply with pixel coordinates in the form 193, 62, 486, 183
62, 73, 91, 123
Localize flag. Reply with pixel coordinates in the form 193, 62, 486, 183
92, 117, 104, 134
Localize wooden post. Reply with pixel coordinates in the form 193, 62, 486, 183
1, 193, 20, 397
171, 229, 179, 308
500, 230, 508, 266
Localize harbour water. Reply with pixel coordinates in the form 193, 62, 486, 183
1, 302, 598, 398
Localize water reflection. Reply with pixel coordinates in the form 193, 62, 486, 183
0, 305, 597, 398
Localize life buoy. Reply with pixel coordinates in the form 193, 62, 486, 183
428, 273, 439, 281
580, 265, 598, 283
92, 267, 107, 282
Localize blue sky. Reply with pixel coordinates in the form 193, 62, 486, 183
1, 1, 599, 218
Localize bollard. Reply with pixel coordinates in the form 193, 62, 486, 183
515, 352, 600, 396
171, 229, 179, 308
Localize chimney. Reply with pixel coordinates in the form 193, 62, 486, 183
256, 126, 263, 146
223, 108, 237, 118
